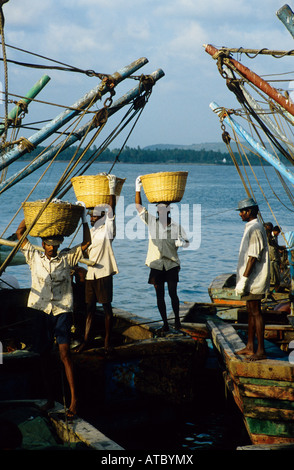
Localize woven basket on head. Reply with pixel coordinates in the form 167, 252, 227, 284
140, 171, 188, 203
71, 174, 126, 208
22, 201, 83, 237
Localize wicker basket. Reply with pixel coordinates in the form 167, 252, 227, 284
71, 174, 126, 208
22, 201, 83, 237
141, 171, 188, 203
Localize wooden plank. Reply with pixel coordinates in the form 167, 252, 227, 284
207, 319, 245, 360
243, 405, 294, 421
207, 319, 294, 381
240, 383, 294, 401
242, 396, 294, 410
246, 417, 294, 439
239, 376, 294, 388
231, 360, 294, 382
237, 443, 294, 450
250, 434, 294, 445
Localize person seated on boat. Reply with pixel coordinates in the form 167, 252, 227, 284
75, 174, 118, 355
264, 222, 281, 293
15, 207, 91, 418
235, 197, 270, 361
135, 175, 189, 333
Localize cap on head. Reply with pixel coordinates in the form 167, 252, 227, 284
236, 197, 258, 211
42, 236, 64, 246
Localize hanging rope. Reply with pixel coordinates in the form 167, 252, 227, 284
0, 3, 8, 150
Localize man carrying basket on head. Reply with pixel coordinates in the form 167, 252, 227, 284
16, 204, 91, 418
135, 176, 189, 333
75, 174, 118, 355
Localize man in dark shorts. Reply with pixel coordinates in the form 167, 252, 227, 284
77, 175, 118, 353
16, 206, 91, 417
135, 176, 189, 333
234, 197, 270, 361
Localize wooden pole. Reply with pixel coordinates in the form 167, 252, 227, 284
204, 44, 294, 117
209, 101, 294, 185
0, 68, 165, 193
0, 57, 148, 171
0, 74, 51, 136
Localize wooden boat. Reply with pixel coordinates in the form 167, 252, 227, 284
207, 318, 294, 445
0, 399, 123, 450
208, 273, 290, 309
0, 287, 208, 413
68, 307, 208, 411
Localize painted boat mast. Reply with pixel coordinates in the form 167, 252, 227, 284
0, 68, 165, 194
0, 57, 148, 171
277, 4, 294, 39
204, 43, 294, 117
209, 101, 294, 185
0, 74, 51, 136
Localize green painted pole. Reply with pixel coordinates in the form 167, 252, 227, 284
0, 74, 51, 136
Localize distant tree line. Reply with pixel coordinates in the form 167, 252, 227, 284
20, 144, 284, 166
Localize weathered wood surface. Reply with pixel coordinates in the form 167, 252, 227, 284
207, 319, 294, 444
0, 399, 123, 450
71, 307, 209, 408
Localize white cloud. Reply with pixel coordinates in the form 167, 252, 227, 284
2, 0, 294, 148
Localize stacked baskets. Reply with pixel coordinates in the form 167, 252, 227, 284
71, 174, 126, 208
140, 171, 188, 203
22, 200, 83, 238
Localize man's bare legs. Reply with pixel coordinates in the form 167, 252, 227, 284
154, 283, 169, 331
167, 280, 181, 329
237, 299, 266, 361
59, 343, 77, 416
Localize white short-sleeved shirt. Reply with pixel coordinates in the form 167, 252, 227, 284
86, 215, 118, 280
236, 218, 270, 295
21, 240, 83, 315
139, 207, 188, 271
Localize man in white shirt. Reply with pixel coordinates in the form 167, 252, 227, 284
135, 176, 189, 333
77, 175, 118, 354
16, 206, 91, 417
235, 197, 270, 361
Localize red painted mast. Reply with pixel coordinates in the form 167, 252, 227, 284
204, 43, 294, 117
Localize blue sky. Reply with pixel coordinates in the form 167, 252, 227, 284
2, 0, 294, 149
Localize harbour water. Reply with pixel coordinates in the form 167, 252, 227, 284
1, 160, 293, 450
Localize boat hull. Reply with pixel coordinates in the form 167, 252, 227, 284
0, 399, 123, 450
0, 292, 208, 409
208, 319, 294, 445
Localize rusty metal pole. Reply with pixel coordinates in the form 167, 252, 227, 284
204, 43, 294, 117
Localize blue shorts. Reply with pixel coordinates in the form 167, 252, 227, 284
32, 311, 72, 355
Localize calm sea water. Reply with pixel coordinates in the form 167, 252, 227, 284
1, 160, 293, 450
2, 160, 293, 321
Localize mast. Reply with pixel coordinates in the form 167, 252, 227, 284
277, 4, 294, 39
0, 74, 51, 136
0, 68, 165, 193
0, 57, 148, 171
204, 44, 294, 117
209, 101, 294, 185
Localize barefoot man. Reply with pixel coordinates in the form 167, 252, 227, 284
235, 197, 270, 361
16, 204, 91, 417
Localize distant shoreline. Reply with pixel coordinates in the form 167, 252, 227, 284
17, 143, 286, 166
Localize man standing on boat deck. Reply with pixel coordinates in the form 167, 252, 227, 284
16, 206, 91, 418
135, 176, 189, 333
76, 174, 118, 354
235, 197, 270, 361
